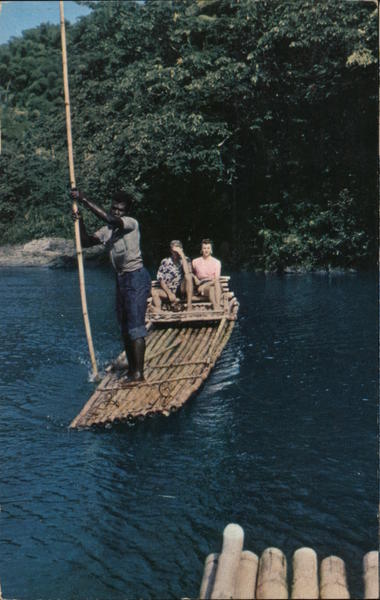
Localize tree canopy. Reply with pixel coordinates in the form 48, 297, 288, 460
0, 0, 377, 270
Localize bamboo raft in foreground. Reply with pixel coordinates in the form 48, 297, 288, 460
70, 277, 238, 429
199, 524, 379, 600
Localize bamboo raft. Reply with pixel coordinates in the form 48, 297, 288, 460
70, 277, 239, 429
199, 524, 379, 600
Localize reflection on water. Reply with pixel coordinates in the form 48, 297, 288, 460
0, 268, 377, 599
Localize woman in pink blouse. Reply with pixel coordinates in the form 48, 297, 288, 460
192, 239, 222, 310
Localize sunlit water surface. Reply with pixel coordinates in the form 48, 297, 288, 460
0, 268, 377, 599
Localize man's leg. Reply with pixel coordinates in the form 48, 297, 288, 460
115, 275, 131, 371
124, 268, 150, 383
198, 281, 217, 309
122, 336, 145, 383
184, 273, 193, 311
128, 337, 145, 381
151, 287, 168, 311
208, 286, 217, 310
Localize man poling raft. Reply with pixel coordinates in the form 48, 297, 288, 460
69, 240, 239, 428
71, 189, 151, 385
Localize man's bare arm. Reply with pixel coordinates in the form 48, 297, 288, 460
192, 273, 201, 286
171, 244, 190, 276
71, 190, 124, 229
72, 211, 101, 248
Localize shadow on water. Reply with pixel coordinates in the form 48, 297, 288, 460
0, 268, 377, 599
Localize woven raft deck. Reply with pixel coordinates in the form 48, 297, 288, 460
70, 316, 236, 429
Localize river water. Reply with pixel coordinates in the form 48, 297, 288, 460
0, 267, 377, 599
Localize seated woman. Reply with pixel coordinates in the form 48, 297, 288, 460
192, 239, 222, 310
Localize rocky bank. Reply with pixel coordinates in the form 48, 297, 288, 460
0, 237, 106, 268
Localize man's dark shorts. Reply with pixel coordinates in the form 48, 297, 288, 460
116, 267, 151, 340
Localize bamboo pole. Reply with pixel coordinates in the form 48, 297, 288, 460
59, 1, 98, 380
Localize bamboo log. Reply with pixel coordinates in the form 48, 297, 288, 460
320, 556, 350, 599
150, 276, 231, 288
147, 328, 176, 361
105, 380, 138, 423
207, 317, 227, 364
116, 327, 182, 414
113, 328, 195, 420
160, 327, 207, 411
168, 326, 212, 405
256, 548, 288, 599
146, 326, 169, 352
144, 332, 182, 387
169, 327, 205, 372
59, 0, 98, 380
211, 523, 244, 599
212, 324, 232, 362
203, 321, 233, 379
234, 550, 259, 600
150, 331, 186, 368
199, 524, 377, 600
176, 322, 233, 409
200, 553, 219, 600
182, 326, 211, 367
206, 321, 235, 371
147, 328, 178, 364
71, 314, 236, 427
127, 329, 189, 416
291, 548, 318, 599
75, 325, 212, 425
363, 551, 379, 599
149, 328, 194, 381
149, 311, 225, 324
145, 339, 182, 362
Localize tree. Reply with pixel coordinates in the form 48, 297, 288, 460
0, 0, 376, 269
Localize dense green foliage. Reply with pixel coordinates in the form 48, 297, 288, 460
0, 0, 377, 270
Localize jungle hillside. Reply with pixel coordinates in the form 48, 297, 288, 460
0, 0, 377, 270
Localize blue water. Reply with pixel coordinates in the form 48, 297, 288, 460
0, 268, 377, 599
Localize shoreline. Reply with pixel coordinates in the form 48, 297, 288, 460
0, 237, 105, 268
0, 237, 362, 274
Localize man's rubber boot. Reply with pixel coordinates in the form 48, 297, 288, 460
124, 337, 145, 384
123, 334, 135, 376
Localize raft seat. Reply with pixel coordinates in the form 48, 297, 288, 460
146, 277, 237, 323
